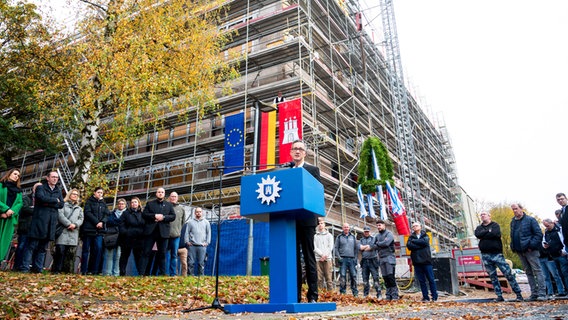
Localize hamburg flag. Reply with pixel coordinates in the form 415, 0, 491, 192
224, 112, 245, 174
278, 98, 302, 164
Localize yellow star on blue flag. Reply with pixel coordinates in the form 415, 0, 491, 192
224, 112, 245, 173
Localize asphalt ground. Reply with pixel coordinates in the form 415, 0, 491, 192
141, 289, 568, 320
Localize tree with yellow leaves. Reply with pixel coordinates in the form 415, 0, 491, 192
0, 0, 68, 169
9, 0, 236, 192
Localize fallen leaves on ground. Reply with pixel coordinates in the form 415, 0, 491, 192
0, 272, 270, 319
1, 272, 568, 319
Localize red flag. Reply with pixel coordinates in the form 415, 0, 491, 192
278, 98, 302, 164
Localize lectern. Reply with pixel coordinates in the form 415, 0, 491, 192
223, 168, 337, 313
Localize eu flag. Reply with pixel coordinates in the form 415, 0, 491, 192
224, 112, 245, 174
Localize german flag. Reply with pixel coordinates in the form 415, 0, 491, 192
256, 109, 276, 170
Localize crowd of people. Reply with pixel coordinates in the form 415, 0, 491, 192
313, 195, 568, 303
0, 169, 210, 276
3, 162, 568, 304
313, 219, 400, 301
475, 198, 568, 302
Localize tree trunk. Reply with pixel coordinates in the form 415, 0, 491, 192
71, 84, 103, 192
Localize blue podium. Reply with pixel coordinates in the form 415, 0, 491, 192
223, 168, 337, 314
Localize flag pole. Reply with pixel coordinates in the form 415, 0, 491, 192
245, 100, 262, 276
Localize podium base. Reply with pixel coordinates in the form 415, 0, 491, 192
223, 302, 336, 314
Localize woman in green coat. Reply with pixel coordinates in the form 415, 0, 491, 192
0, 168, 23, 262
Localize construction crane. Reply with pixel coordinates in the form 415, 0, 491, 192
379, 0, 423, 223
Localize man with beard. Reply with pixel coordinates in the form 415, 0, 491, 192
372, 219, 399, 300
184, 207, 210, 276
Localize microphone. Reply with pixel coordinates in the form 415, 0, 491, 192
280, 161, 295, 168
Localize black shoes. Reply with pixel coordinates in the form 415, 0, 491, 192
527, 295, 538, 301
494, 296, 505, 302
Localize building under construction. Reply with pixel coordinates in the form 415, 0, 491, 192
10, 0, 462, 252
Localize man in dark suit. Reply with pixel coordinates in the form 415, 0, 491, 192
556, 193, 568, 248
290, 140, 320, 303
140, 187, 176, 276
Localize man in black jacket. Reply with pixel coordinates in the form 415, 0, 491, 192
406, 222, 438, 302
543, 218, 568, 293
475, 212, 523, 302
556, 193, 568, 251
290, 140, 320, 303
140, 187, 176, 276
21, 171, 64, 273
510, 203, 546, 301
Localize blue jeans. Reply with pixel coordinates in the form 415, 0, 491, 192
339, 257, 358, 296
102, 247, 121, 276
414, 264, 438, 301
553, 255, 568, 290
360, 258, 380, 296
14, 234, 29, 271
540, 257, 565, 295
81, 235, 103, 274
21, 238, 49, 273
166, 237, 180, 276
188, 245, 207, 276
482, 253, 522, 296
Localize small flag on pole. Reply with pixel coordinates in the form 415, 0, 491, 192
386, 181, 404, 216
376, 185, 387, 220
358, 185, 368, 218
367, 194, 376, 219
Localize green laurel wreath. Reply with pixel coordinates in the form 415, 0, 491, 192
358, 137, 394, 194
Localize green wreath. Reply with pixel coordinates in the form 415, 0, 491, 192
358, 137, 394, 194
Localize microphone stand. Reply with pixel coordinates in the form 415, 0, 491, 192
182, 166, 226, 313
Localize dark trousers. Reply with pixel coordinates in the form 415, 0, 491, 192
339, 257, 358, 295
296, 225, 318, 302
80, 235, 103, 274
361, 257, 381, 296
554, 255, 568, 290
414, 264, 438, 301
21, 238, 49, 273
14, 234, 29, 271
52, 244, 77, 274
140, 231, 168, 276
119, 244, 143, 276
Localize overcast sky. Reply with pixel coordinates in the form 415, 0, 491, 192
391, 0, 568, 220
35, 0, 568, 220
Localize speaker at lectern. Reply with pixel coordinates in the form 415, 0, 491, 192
223, 167, 336, 314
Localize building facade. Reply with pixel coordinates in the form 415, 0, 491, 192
9, 0, 461, 252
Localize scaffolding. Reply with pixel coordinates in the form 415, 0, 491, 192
9, 0, 461, 251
